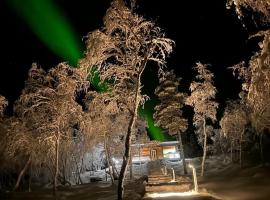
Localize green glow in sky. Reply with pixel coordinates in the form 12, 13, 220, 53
10, 0, 82, 66
139, 104, 171, 141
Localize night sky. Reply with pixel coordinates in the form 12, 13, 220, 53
0, 0, 260, 132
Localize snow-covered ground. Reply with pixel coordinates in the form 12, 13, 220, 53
1, 156, 270, 200
196, 156, 270, 200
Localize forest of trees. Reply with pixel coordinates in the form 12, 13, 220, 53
0, 0, 269, 200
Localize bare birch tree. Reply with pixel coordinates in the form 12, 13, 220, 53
154, 70, 188, 174
186, 63, 218, 176
79, 0, 173, 199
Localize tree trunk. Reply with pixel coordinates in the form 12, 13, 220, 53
108, 148, 119, 179
117, 43, 150, 200
111, 160, 119, 179
79, 158, 84, 184
74, 157, 83, 185
129, 150, 133, 180
178, 132, 187, 174
28, 163, 32, 192
105, 168, 107, 181
53, 133, 60, 195
240, 130, 244, 168
14, 156, 31, 191
230, 140, 233, 163
118, 112, 137, 200
60, 154, 66, 185
260, 133, 264, 165
104, 134, 114, 184
117, 75, 142, 200
201, 118, 207, 177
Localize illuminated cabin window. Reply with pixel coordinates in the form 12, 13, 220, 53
163, 146, 180, 159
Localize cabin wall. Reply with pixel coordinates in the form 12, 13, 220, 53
133, 146, 177, 159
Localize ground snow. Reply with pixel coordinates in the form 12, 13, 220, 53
1, 156, 270, 200
195, 156, 270, 200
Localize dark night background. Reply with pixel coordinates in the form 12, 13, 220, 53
0, 0, 260, 122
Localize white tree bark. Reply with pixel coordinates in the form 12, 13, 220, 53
201, 118, 207, 177
14, 156, 31, 191
178, 132, 187, 174
53, 132, 60, 195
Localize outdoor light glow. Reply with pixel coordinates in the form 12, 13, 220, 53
163, 147, 180, 159
170, 168, 176, 182
112, 157, 119, 164
9, 0, 83, 66
146, 191, 197, 198
189, 164, 198, 192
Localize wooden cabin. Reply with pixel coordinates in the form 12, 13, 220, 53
131, 141, 180, 162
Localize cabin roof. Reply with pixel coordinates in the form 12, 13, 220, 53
131, 141, 179, 148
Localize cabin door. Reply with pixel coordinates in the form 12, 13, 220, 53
150, 149, 157, 160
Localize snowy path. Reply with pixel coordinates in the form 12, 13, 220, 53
142, 161, 220, 200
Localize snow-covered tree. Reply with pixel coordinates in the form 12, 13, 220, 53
210, 128, 230, 158
83, 91, 130, 184
79, 0, 173, 198
220, 100, 248, 166
186, 63, 218, 176
226, 0, 270, 23
154, 70, 188, 174
0, 96, 8, 170
231, 30, 270, 163
0, 96, 8, 117
4, 118, 37, 191
14, 63, 86, 193
83, 90, 148, 182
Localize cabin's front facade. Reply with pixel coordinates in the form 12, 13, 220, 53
132, 141, 180, 163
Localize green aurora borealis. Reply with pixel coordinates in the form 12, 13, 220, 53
10, 0, 169, 141
10, 0, 82, 66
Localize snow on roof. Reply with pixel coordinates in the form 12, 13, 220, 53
159, 141, 179, 146
131, 141, 179, 147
